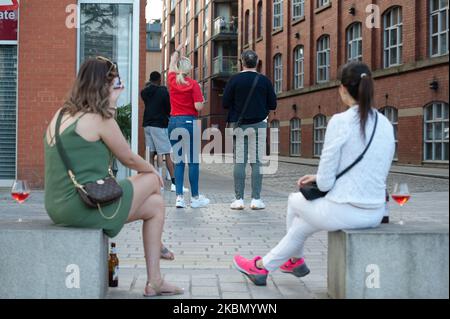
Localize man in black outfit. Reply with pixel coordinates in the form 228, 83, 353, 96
223, 50, 278, 211
141, 71, 178, 192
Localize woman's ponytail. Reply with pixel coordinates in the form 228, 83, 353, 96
175, 57, 193, 86
339, 62, 375, 139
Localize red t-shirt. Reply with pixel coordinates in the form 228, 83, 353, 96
168, 72, 204, 117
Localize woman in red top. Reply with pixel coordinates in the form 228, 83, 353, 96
168, 45, 210, 209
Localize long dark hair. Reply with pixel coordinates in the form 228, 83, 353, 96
339, 61, 374, 138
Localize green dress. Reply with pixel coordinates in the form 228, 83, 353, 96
44, 118, 133, 238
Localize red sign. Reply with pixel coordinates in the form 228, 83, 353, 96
0, 0, 19, 11
0, 9, 17, 41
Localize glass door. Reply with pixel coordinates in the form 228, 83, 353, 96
78, 0, 140, 178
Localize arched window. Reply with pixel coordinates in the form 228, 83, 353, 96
380, 106, 399, 160
347, 22, 363, 62
257, 1, 263, 38
290, 118, 302, 156
273, 0, 283, 30
244, 10, 250, 45
383, 6, 403, 68
314, 114, 327, 157
424, 102, 449, 161
430, 0, 449, 57
270, 120, 281, 155
273, 54, 283, 94
293, 46, 304, 89
317, 35, 330, 83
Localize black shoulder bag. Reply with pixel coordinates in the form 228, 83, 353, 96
54, 110, 123, 219
300, 112, 379, 201
227, 73, 260, 128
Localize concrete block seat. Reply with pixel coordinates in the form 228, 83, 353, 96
328, 222, 449, 299
0, 220, 108, 299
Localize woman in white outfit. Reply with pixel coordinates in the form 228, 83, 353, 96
233, 62, 396, 286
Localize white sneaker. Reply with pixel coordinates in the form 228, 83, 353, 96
230, 199, 245, 210
190, 195, 210, 208
170, 184, 189, 193
176, 196, 187, 209
166, 171, 172, 181
250, 199, 266, 210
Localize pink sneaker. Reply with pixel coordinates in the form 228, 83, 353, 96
233, 255, 268, 286
280, 258, 310, 278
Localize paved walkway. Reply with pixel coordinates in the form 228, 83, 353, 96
0, 161, 448, 299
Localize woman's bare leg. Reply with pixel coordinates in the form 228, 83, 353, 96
126, 174, 180, 293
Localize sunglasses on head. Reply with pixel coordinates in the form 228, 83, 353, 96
96, 56, 117, 76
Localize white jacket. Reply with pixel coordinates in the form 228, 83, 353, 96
316, 106, 395, 209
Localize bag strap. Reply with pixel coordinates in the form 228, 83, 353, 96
54, 110, 84, 188
236, 73, 260, 127
336, 111, 379, 180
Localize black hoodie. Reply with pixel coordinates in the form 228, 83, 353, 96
141, 83, 171, 128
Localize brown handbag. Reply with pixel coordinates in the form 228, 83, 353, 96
54, 110, 123, 219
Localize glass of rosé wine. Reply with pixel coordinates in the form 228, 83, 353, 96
11, 180, 30, 204
392, 183, 410, 225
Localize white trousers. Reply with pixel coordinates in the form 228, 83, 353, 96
262, 192, 384, 272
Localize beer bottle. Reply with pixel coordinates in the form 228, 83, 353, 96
108, 242, 119, 287
382, 189, 390, 224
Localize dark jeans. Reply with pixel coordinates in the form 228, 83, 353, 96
168, 116, 200, 197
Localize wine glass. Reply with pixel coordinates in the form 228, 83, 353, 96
392, 183, 410, 225
11, 180, 30, 204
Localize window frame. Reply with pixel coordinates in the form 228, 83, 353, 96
383, 6, 403, 68
273, 0, 283, 30
290, 118, 302, 157
273, 54, 283, 94
380, 106, 399, 161
430, 0, 449, 57
424, 102, 449, 162
293, 45, 305, 89
313, 114, 327, 157
346, 22, 363, 62
293, 0, 305, 21
270, 120, 281, 155
317, 35, 330, 83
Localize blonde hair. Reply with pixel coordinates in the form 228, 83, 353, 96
175, 57, 193, 85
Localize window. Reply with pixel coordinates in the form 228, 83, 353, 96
430, 0, 449, 57
347, 22, 363, 61
317, 0, 330, 8
317, 35, 330, 83
0, 45, 17, 180
293, 0, 305, 20
244, 10, 250, 44
424, 102, 449, 161
290, 118, 302, 156
270, 120, 281, 155
314, 115, 327, 157
273, 54, 283, 94
257, 1, 263, 38
383, 7, 403, 68
273, 0, 283, 30
380, 107, 399, 160
293, 46, 304, 89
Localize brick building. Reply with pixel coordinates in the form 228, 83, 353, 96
146, 20, 162, 80
161, 0, 239, 131
239, 0, 448, 166
0, 0, 148, 188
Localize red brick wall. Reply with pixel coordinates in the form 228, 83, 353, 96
17, 0, 77, 188
241, 0, 449, 165
17, 0, 148, 188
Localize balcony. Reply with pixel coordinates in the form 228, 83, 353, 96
212, 56, 238, 78
213, 17, 238, 38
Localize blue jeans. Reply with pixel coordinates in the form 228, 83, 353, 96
168, 116, 200, 197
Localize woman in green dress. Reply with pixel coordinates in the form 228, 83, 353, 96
44, 57, 182, 297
